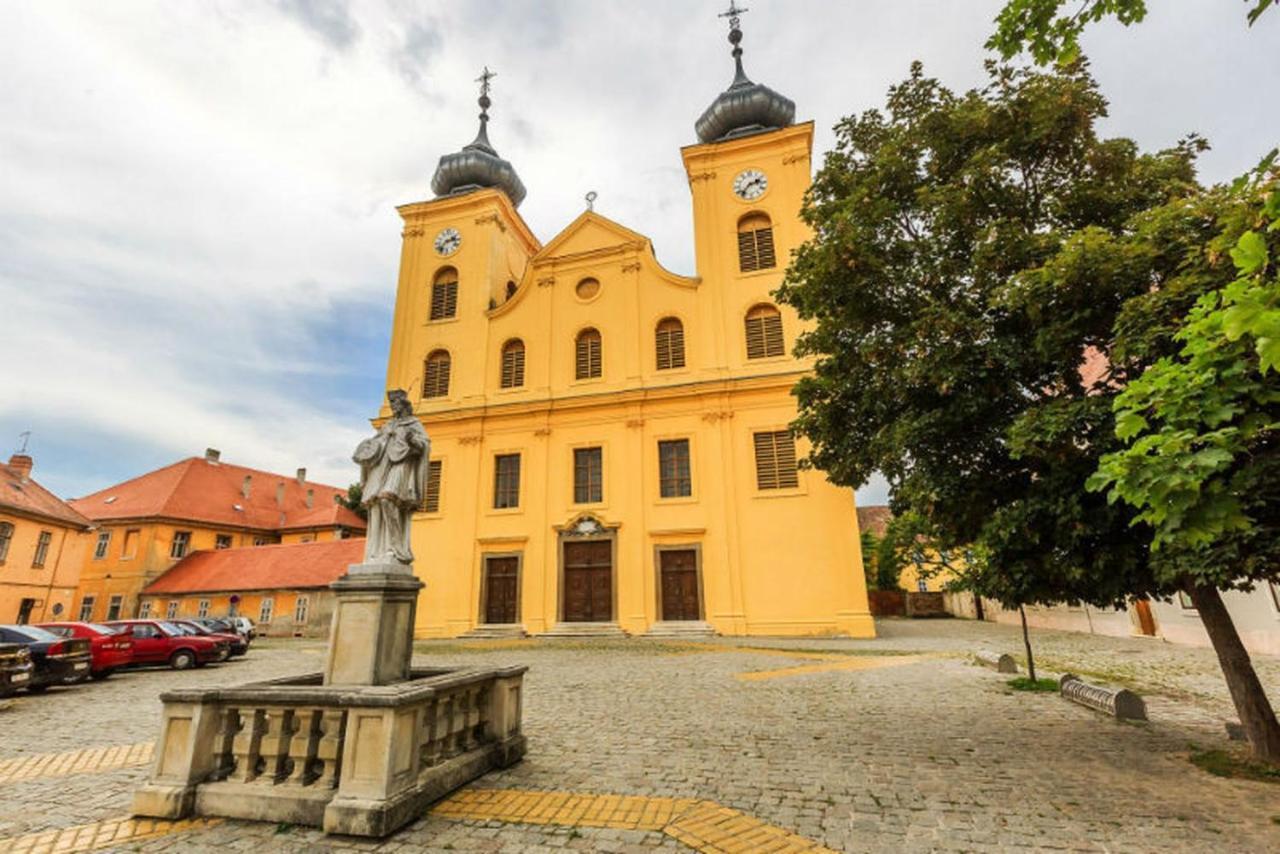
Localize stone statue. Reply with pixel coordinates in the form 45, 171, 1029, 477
353, 389, 431, 567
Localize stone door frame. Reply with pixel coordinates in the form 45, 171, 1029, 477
556, 515, 618, 624
478, 551, 523, 626
653, 543, 705, 622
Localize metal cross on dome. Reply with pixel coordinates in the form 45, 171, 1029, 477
719, 1, 748, 29
475, 66, 496, 97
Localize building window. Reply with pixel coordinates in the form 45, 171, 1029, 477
300, 535, 314, 543
93, 530, 112, 559
260, 597, 274, 624
1178, 591, 1196, 610
575, 328, 602, 380
138, 600, 152, 618
658, 439, 693, 498
32, 530, 52, 568
500, 339, 525, 388
655, 318, 686, 371
423, 350, 451, 398
575, 277, 600, 300
753, 430, 800, 490
79, 596, 96, 622
215, 534, 232, 550
170, 531, 191, 559
0, 521, 12, 563
295, 595, 309, 623
197, 599, 210, 618
107, 595, 123, 621
493, 454, 521, 509
737, 212, 776, 272
122, 529, 139, 559
744, 304, 785, 359
253, 536, 271, 546
422, 460, 443, 513
166, 601, 179, 619
574, 447, 604, 504
429, 267, 458, 320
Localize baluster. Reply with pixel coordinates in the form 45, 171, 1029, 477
473, 687, 491, 745
286, 709, 318, 785
259, 708, 291, 782
231, 708, 266, 783
314, 709, 344, 788
461, 688, 479, 752
417, 699, 438, 770
451, 692, 468, 755
210, 705, 239, 781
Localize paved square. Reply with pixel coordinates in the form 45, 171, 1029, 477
1, 620, 1277, 852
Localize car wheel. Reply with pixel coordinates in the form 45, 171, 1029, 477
216, 648, 230, 662
91, 669, 114, 681
169, 650, 196, 670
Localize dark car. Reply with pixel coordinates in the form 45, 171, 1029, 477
0, 625, 92, 692
36, 621, 136, 679
0, 642, 35, 696
105, 619, 225, 670
172, 620, 246, 659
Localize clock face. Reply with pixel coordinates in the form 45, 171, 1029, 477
433, 227, 461, 256
732, 168, 768, 201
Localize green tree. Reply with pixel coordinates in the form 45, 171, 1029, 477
1092, 166, 1280, 762
989, 0, 1273, 65
339, 482, 368, 522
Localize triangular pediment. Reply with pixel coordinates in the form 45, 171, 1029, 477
534, 211, 649, 262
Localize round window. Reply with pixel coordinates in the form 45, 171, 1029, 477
52, 602, 64, 616
575, 277, 601, 300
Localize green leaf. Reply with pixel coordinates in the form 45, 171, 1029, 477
1229, 231, 1268, 275
1258, 337, 1280, 373
1115, 411, 1149, 440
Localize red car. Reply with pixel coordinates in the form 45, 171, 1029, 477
105, 619, 226, 670
36, 622, 135, 680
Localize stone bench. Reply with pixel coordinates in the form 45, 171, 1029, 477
973, 651, 1018, 673
1059, 674, 1147, 721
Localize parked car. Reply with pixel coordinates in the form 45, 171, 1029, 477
0, 625, 92, 691
0, 642, 35, 696
175, 619, 249, 657
36, 621, 135, 680
105, 620, 225, 670
224, 616, 256, 640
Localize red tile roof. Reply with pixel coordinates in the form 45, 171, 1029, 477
142, 538, 365, 594
1, 457, 91, 529
68, 456, 365, 533
857, 505, 892, 538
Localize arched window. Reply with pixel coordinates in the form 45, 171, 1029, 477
423, 350, 451, 398
655, 318, 686, 371
430, 267, 458, 320
744, 304, 785, 359
575, 328, 602, 380
737, 213, 776, 272
500, 339, 525, 388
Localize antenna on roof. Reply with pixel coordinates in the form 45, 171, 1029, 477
17, 431, 31, 454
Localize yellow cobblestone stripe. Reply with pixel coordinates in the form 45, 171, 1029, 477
431, 788, 838, 853
0, 741, 153, 783
0, 817, 221, 854
737, 654, 928, 682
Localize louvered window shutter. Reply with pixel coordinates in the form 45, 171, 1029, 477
423, 352, 451, 398
656, 320, 685, 370
501, 341, 525, 388
737, 216, 777, 273
576, 331, 602, 379
430, 280, 458, 320
422, 460, 442, 512
754, 431, 799, 490
745, 308, 784, 359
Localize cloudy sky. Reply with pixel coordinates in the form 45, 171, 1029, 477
2, 1, 1277, 504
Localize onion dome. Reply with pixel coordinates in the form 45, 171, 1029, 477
694, 4, 795, 144
431, 67, 527, 208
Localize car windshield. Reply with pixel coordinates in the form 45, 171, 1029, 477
180, 622, 211, 634
87, 623, 119, 635
3, 625, 60, 643
157, 621, 188, 636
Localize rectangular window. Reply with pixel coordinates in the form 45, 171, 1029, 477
0, 521, 11, 562
107, 595, 123, 621
253, 536, 271, 546
573, 447, 604, 504
430, 280, 458, 320
215, 534, 232, 549
122, 529, 139, 559
658, 439, 692, 498
93, 530, 111, 559
138, 600, 152, 618
32, 530, 52, 568
259, 597, 274, 624
170, 531, 191, 559
423, 460, 443, 513
78, 596, 96, 622
753, 431, 800, 490
294, 595, 309, 623
1178, 591, 1196, 610
166, 601, 179, 619
493, 454, 521, 509
197, 599, 210, 618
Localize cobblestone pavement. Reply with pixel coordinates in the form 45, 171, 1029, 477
0, 621, 1277, 852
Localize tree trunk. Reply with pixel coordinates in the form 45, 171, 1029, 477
1019, 605, 1036, 682
1187, 582, 1280, 765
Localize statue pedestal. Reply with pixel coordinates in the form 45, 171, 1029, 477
324, 564, 424, 687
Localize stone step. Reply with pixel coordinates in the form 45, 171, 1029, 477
461, 624, 528, 640
644, 621, 718, 638
536, 622, 629, 639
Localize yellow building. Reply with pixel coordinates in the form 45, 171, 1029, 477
378, 24, 873, 639
0, 453, 91, 623
68, 449, 365, 623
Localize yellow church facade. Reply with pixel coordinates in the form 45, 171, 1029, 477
377, 29, 873, 638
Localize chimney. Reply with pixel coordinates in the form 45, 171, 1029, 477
241, 475, 252, 498
276, 482, 286, 508
205, 448, 221, 463
295, 467, 306, 485
306, 488, 314, 509
8, 454, 33, 481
